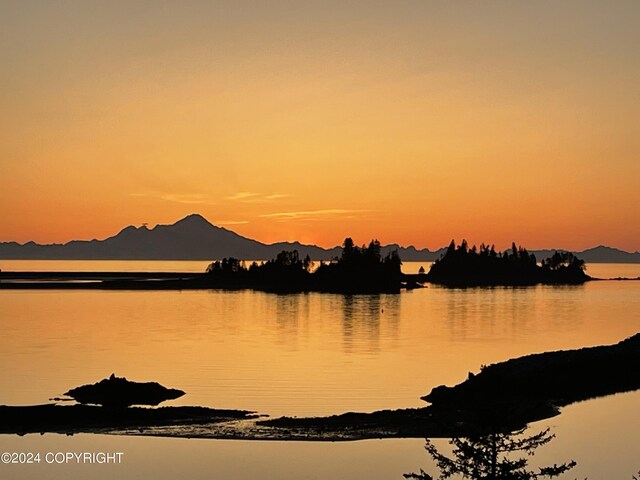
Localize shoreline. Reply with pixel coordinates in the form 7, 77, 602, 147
0, 404, 560, 442
3, 333, 638, 441
0, 271, 624, 292
0, 271, 422, 293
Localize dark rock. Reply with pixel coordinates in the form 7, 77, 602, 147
64, 374, 185, 408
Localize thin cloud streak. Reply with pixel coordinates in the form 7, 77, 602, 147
216, 220, 250, 225
129, 192, 216, 205
259, 209, 367, 220
225, 192, 291, 203
225, 192, 260, 201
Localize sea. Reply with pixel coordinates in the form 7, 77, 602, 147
0, 261, 639, 480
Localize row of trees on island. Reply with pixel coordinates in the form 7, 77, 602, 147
427, 240, 589, 286
205, 238, 403, 293
204, 238, 590, 291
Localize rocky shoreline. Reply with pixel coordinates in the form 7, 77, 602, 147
2, 334, 638, 441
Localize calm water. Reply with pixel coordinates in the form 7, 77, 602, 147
1, 261, 639, 479
2, 260, 639, 278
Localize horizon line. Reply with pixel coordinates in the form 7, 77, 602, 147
0, 212, 638, 255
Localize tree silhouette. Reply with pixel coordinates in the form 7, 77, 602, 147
428, 241, 588, 286
542, 251, 585, 271
205, 238, 404, 293
342, 237, 355, 261
404, 427, 575, 480
446, 240, 456, 256
206, 257, 243, 274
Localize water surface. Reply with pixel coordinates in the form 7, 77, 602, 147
0, 261, 638, 479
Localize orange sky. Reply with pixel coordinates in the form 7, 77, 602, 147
1, 2, 639, 251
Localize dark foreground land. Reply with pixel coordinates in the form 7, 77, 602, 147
0, 405, 257, 436
2, 333, 638, 441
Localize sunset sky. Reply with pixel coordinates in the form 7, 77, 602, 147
1, 1, 639, 251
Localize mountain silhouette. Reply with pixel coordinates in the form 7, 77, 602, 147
0, 214, 336, 260
530, 245, 640, 264
0, 214, 637, 262
0, 214, 339, 260
573, 245, 640, 263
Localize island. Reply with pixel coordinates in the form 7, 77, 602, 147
202, 238, 405, 293
426, 240, 590, 287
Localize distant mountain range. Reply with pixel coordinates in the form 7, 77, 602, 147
0, 213, 638, 263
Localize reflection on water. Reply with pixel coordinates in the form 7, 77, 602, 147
237, 293, 402, 355
441, 285, 589, 342
342, 294, 400, 354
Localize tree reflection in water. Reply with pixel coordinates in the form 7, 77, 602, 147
404, 427, 576, 480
